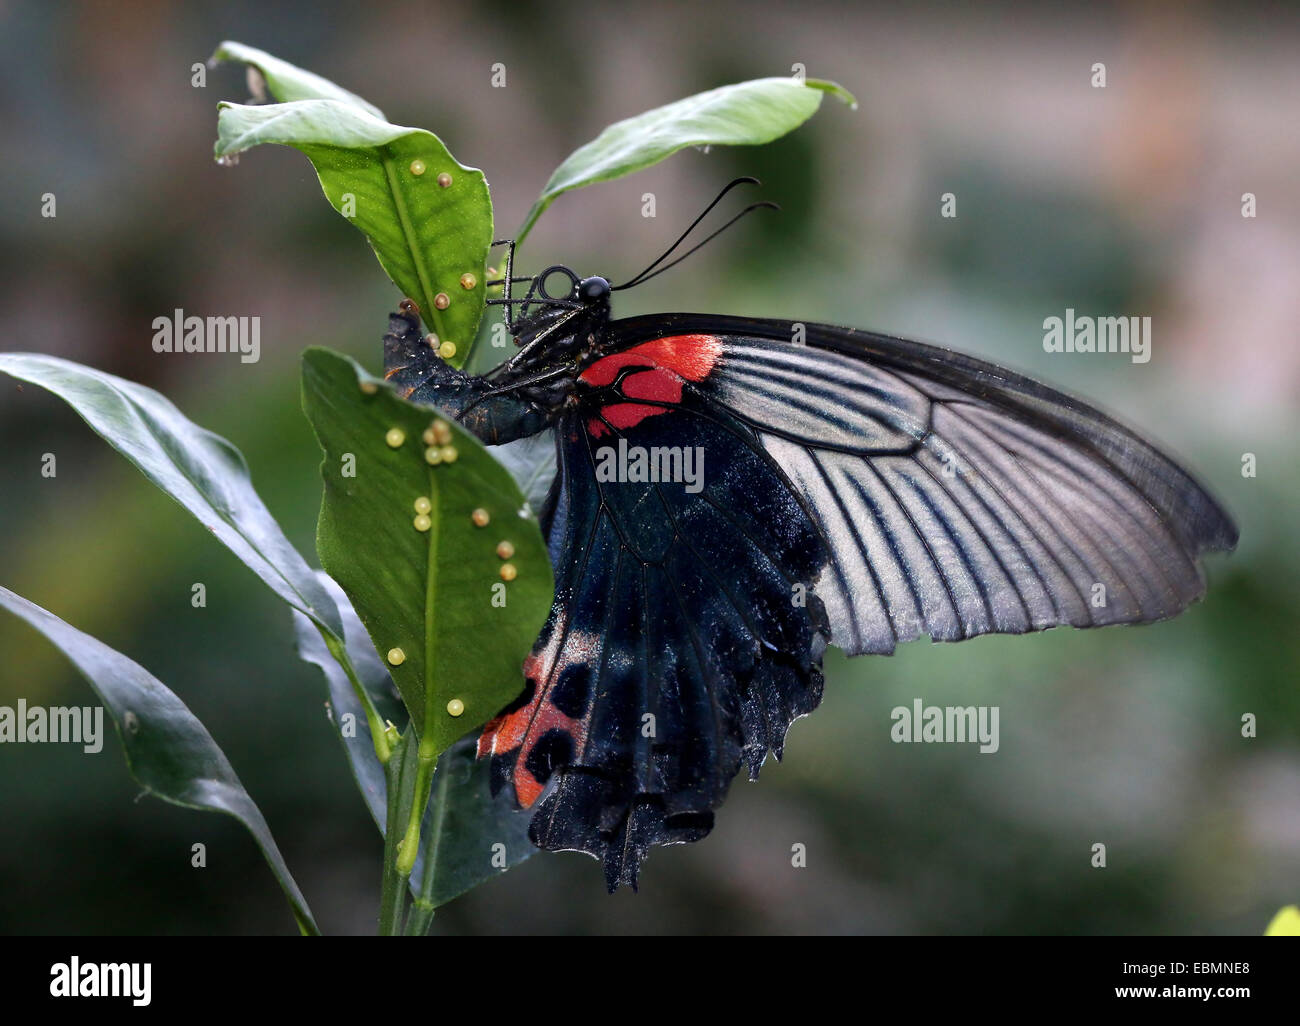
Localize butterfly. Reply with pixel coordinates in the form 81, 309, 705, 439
382, 179, 1238, 891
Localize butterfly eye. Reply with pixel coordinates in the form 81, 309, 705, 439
578, 276, 611, 301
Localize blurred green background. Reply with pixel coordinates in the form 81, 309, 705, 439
1, 0, 1296, 935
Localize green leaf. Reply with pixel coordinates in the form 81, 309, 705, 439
210, 41, 384, 117
0, 354, 342, 640
0, 585, 319, 935
214, 100, 493, 366
300, 347, 552, 758
516, 76, 856, 243
293, 575, 535, 908
413, 734, 535, 910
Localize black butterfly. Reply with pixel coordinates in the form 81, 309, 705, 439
383, 180, 1238, 891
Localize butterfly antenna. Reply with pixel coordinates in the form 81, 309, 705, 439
613, 176, 763, 290
614, 200, 780, 289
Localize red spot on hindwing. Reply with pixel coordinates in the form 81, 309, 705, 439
478, 641, 585, 808
600, 402, 672, 431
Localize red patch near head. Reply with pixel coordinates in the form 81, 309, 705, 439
580, 335, 722, 435
579, 334, 721, 387
622, 368, 684, 404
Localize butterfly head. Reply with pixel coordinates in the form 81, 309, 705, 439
577, 275, 611, 303
472, 263, 617, 418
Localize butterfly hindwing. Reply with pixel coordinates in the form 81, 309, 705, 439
477, 362, 832, 889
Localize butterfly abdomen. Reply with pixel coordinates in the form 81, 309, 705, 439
382, 308, 550, 444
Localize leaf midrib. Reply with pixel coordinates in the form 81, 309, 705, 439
423, 462, 440, 738
382, 154, 446, 342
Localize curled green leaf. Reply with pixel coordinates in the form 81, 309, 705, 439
215, 100, 493, 367
517, 76, 855, 243
210, 40, 384, 116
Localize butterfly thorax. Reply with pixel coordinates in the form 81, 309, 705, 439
488, 277, 614, 414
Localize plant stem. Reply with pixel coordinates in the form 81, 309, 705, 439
403, 897, 436, 935
321, 628, 391, 764
395, 740, 437, 877
378, 734, 415, 935
404, 749, 453, 935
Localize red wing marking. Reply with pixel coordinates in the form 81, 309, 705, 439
579, 334, 722, 386
581, 334, 722, 437
589, 402, 672, 437
481, 335, 724, 800
478, 639, 590, 808
622, 368, 684, 403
